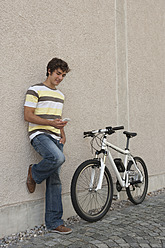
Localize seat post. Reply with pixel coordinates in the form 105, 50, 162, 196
123, 131, 137, 150
125, 137, 130, 150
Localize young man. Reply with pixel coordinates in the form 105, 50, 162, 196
24, 58, 72, 234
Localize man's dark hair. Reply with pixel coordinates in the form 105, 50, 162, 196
46, 58, 70, 77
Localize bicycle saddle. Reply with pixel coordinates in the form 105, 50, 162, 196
123, 131, 137, 138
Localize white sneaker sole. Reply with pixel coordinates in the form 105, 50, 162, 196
49, 229, 72, 235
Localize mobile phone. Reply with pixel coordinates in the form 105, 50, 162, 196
62, 118, 71, 122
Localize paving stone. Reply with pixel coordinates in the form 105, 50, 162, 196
104, 239, 119, 247
139, 244, 151, 248
150, 244, 162, 248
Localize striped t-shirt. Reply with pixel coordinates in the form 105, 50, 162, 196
24, 83, 64, 141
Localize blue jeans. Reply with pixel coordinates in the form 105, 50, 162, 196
31, 134, 65, 229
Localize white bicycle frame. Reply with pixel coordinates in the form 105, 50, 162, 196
93, 136, 143, 191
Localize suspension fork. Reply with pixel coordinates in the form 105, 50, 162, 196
95, 155, 106, 191
90, 156, 107, 191
90, 136, 108, 191
95, 136, 108, 190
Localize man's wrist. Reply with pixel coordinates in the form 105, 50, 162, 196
48, 120, 53, 126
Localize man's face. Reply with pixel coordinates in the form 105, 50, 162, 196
48, 68, 67, 87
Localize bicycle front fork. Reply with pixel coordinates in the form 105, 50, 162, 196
90, 157, 106, 191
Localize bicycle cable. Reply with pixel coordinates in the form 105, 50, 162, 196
90, 133, 106, 154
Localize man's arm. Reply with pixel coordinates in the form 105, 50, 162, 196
24, 106, 67, 129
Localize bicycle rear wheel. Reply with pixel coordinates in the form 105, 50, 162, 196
71, 159, 113, 222
126, 157, 148, 204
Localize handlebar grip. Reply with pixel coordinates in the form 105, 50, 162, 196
84, 131, 92, 135
113, 126, 124, 131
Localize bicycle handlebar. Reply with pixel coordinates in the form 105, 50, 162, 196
112, 126, 124, 131
84, 125, 124, 137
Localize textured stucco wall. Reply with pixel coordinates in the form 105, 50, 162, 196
127, 0, 165, 177
0, 0, 164, 237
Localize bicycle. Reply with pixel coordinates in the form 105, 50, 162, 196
71, 125, 148, 222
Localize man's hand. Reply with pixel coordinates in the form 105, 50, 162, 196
59, 136, 66, 145
60, 127, 66, 144
51, 119, 67, 129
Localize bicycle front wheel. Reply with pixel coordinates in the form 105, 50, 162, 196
126, 157, 148, 204
71, 159, 113, 222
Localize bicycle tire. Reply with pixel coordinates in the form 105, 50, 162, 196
126, 157, 148, 204
71, 159, 113, 222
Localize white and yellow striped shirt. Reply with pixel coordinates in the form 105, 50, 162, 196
24, 83, 64, 140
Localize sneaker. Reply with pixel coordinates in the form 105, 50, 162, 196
26, 164, 36, 193
49, 225, 72, 235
